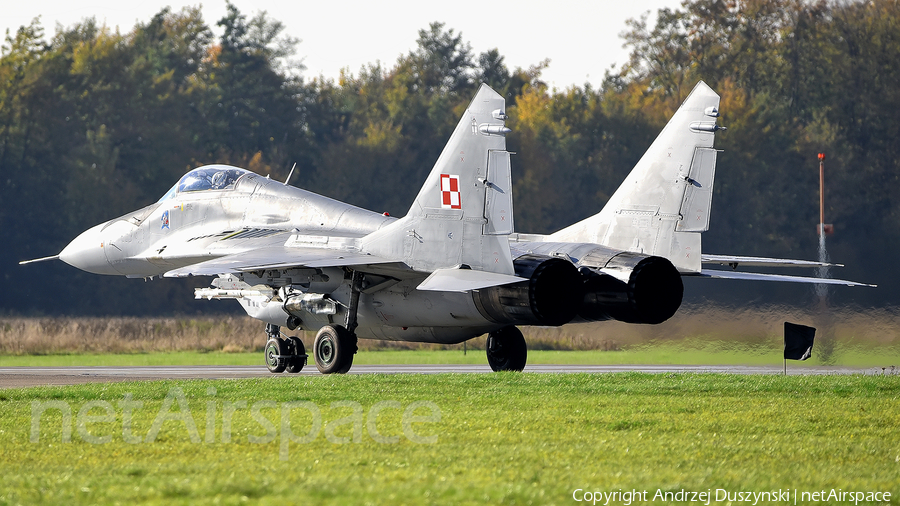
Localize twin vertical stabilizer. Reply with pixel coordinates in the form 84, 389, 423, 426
361, 84, 519, 284
548, 81, 723, 273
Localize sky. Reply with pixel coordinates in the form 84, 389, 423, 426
2, 0, 683, 89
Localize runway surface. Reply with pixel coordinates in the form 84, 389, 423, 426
0, 364, 878, 388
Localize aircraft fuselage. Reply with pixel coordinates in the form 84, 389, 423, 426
60, 166, 503, 343
61, 167, 392, 278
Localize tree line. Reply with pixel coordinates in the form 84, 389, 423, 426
2, 0, 897, 315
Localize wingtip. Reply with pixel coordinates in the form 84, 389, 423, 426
842, 282, 877, 288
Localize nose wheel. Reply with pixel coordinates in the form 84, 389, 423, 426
264, 335, 287, 373
284, 336, 307, 373
264, 324, 308, 374
486, 326, 527, 372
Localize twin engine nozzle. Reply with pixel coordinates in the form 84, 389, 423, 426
473, 251, 684, 327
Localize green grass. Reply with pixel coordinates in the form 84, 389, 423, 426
1, 374, 898, 505
2, 343, 899, 368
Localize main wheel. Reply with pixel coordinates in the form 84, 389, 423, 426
264, 336, 287, 373
314, 325, 356, 374
285, 336, 306, 374
486, 326, 527, 372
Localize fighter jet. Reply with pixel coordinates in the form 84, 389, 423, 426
20, 82, 873, 374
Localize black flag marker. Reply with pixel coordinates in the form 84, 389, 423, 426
784, 322, 816, 361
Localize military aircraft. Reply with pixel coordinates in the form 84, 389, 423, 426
20, 82, 872, 374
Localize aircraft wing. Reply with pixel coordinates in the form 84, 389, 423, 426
164, 246, 397, 277
701, 254, 843, 268
695, 269, 875, 287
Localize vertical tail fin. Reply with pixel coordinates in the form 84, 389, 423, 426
362, 84, 516, 276
549, 81, 722, 273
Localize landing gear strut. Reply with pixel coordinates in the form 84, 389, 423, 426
486, 326, 527, 372
312, 270, 363, 374
264, 323, 308, 374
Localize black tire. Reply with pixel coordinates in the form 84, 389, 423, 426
264, 336, 287, 373
334, 334, 358, 374
285, 336, 306, 374
486, 326, 527, 372
314, 325, 355, 374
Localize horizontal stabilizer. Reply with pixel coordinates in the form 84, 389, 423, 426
697, 269, 875, 287
164, 247, 394, 277
416, 267, 524, 292
702, 254, 843, 268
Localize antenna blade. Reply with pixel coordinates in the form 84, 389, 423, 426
283, 163, 297, 186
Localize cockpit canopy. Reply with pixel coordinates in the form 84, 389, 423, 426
158, 165, 251, 202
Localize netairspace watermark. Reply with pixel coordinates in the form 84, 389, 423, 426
572, 488, 893, 506
30, 387, 441, 460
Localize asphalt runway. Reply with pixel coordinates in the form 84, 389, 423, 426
0, 364, 880, 388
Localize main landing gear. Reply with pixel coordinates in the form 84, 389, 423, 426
486, 326, 527, 372
313, 324, 358, 374
264, 323, 308, 374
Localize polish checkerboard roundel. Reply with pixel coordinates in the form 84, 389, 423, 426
440, 174, 461, 209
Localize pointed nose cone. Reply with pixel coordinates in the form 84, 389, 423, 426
59, 223, 118, 275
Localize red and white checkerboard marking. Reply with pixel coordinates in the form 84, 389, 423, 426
440, 174, 461, 209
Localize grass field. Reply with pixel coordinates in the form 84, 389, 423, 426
1, 373, 898, 505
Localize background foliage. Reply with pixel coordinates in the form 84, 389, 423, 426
2, 0, 897, 315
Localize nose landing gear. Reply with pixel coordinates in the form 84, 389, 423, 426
264, 323, 308, 374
